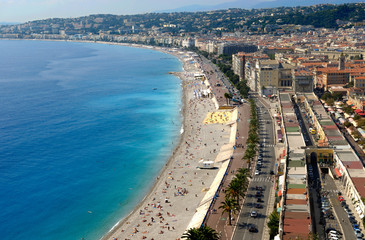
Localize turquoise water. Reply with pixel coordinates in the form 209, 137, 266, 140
0, 40, 182, 240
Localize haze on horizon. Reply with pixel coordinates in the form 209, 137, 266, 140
0, 0, 274, 23
0, 0, 356, 23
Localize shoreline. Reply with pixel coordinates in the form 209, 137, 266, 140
99, 42, 237, 240
0, 39, 237, 239
100, 49, 191, 240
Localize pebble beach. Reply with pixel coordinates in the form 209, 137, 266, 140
102, 45, 237, 240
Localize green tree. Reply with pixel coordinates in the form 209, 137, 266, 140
325, 98, 335, 106
219, 196, 239, 225
321, 92, 332, 101
226, 177, 246, 206
267, 210, 280, 238
224, 92, 232, 105
182, 225, 220, 240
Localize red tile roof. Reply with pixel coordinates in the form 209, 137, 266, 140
342, 161, 364, 169
352, 177, 365, 198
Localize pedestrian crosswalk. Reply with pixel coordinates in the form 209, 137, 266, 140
262, 144, 275, 147
252, 176, 273, 182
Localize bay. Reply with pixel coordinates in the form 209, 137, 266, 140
0, 40, 182, 240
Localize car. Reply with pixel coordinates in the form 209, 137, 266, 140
354, 224, 360, 230
338, 196, 345, 202
328, 236, 339, 240
355, 229, 364, 238
250, 210, 258, 218
257, 198, 263, 203
270, 170, 274, 175
257, 161, 262, 165
328, 230, 342, 235
256, 191, 263, 197
255, 170, 260, 175
341, 201, 347, 207
256, 186, 263, 191
255, 203, 263, 209
248, 224, 258, 232
328, 233, 339, 238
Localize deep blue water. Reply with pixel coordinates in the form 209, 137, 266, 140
0, 40, 182, 240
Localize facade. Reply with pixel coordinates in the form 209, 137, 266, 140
256, 60, 294, 94
354, 76, 365, 89
232, 52, 250, 81
322, 69, 350, 90
293, 69, 314, 93
217, 42, 257, 55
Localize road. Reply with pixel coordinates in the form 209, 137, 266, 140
233, 96, 276, 240
323, 174, 357, 240
295, 98, 355, 239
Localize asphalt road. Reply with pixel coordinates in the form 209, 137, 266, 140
323, 175, 357, 240
232, 97, 275, 240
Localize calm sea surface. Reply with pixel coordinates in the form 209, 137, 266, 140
0, 40, 182, 240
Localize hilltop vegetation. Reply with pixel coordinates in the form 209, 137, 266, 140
1, 3, 365, 36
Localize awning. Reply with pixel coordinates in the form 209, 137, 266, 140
355, 109, 363, 113
334, 168, 342, 177
347, 101, 353, 105
278, 190, 282, 197
352, 106, 358, 109
356, 206, 362, 215
359, 112, 365, 116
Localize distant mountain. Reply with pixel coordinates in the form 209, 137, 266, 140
160, 0, 363, 12
0, 22, 21, 25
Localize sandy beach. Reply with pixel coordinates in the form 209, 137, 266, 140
100, 45, 237, 240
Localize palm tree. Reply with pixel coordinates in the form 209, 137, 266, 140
219, 196, 239, 225
235, 168, 250, 191
226, 178, 246, 206
224, 92, 232, 105
182, 225, 220, 240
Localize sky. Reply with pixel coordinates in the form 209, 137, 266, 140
0, 0, 240, 23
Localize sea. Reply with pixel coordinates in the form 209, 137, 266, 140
0, 40, 183, 240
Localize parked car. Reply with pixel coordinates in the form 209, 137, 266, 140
255, 170, 260, 175
355, 229, 364, 238
338, 196, 345, 202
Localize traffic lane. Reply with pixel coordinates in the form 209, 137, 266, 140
234, 148, 274, 240
233, 96, 274, 239
308, 160, 326, 239
324, 176, 357, 240
234, 181, 271, 240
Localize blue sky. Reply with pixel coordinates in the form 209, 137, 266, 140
0, 0, 241, 23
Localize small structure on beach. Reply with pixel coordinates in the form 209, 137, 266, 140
198, 160, 215, 169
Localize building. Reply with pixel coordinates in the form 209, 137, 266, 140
217, 42, 257, 55
293, 69, 314, 93
321, 68, 350, 90
232, 52, 251, 81
256, 60, 294, 95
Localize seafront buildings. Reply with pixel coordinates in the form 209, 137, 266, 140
4, 3, 365, 239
